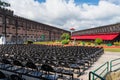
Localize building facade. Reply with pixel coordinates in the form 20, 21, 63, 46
72, 23, 120, 43
0, 7, 70, 44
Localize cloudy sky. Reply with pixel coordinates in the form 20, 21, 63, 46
3, 0, 120, 31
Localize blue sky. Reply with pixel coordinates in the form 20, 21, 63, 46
74, 0, 99, 5
37, 0, 46, 3
38, 0, 99, 5
4, 0, 120, 31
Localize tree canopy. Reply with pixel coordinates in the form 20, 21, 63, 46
60, 33, 70, 45
95, 38, 103, 45
61, 33, 70, 40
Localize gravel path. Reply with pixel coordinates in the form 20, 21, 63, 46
79, 51, 120, 80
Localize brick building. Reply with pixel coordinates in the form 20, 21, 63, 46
72, 23, 120, 43
0, 7, 70, 44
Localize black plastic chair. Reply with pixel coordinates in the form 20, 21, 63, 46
13, 61, 32, 74
7, 60, 24, 71
25, 61, 43, 77
1, 59, 12, 69
41, 64, 58, 80
25, 61, 38, 71
0, 71, 7, 80
10, 74, 25, 80
13, 60, 24, 67
58, 61, 73, 80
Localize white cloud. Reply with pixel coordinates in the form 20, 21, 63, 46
3, 0, 120, 31
105, 0, 120, 4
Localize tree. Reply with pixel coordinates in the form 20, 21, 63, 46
61, 33, 70, 40
95, 38, 103, 45
61, 33, 70, 45
61, 39, 69, 45
0, 0, 10, 7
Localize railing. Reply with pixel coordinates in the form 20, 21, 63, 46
89, 72, 105, 80
110, 58, 120, 71
89, 58, 120, 80
89, 62, 109, 80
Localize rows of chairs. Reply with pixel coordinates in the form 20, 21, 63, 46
0, 44, 104, 80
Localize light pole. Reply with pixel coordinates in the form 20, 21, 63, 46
70, 28, 76, 45
70, 27, 75, 37
70, 28, 74, 36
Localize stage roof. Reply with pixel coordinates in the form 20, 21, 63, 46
71, 33, 119, 40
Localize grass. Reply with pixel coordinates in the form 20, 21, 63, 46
33, 41, 61, 45
26, 41, 120, 52
34, 41, 53, 45
104, 48, 120, 52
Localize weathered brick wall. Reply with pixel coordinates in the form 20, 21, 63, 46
0, 7, 70, 43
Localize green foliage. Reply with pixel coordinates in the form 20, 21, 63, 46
61, 33, 70, 40
61, 40, 69, 45
95, 38, 103, 45
82, 41, 85, 46
0, 0, 10, 7
113, 42, 120, 46
78, 41, 85, 46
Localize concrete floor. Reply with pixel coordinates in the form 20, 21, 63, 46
78, 51, 120, 80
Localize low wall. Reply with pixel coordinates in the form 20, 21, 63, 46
105, 70, 120, 80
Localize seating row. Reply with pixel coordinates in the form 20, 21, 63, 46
0, 44, 104, 80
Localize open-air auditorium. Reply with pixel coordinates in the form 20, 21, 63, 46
0, 44, 103, 80
0, 7, 105, 80
0, 3, 120, 80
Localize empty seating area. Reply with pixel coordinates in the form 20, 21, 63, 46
0, 44, 104, 80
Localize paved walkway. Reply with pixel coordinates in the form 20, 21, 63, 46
79, 51, 120, 80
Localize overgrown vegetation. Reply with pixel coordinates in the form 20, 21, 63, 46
61, 33, 70, 40
61, 33, 70, 45
95, 38, 103, 45
61, 40, 70, 45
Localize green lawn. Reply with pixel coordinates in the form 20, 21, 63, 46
104, 48, 120, 52
34, 42, 53, 44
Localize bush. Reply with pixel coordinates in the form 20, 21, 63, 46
27, 40, 33, 44
61, 40, 69, 45
61, 33, 70, 40
82, 41, 85, 46
95, 38, 103, 45
113, 42, 120, 46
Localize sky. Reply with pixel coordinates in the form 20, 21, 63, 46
3, 0, 120, 31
